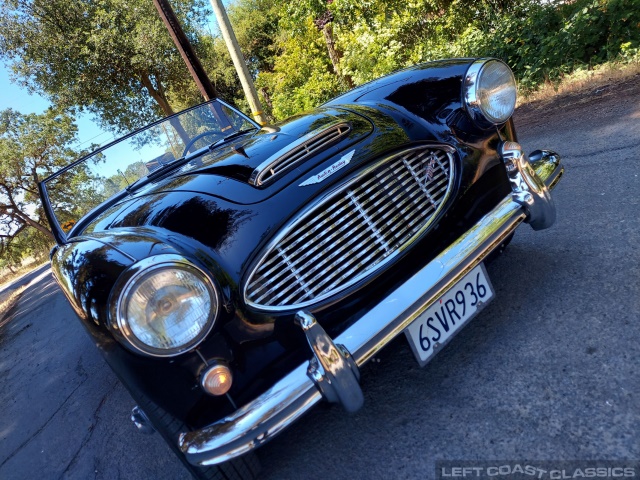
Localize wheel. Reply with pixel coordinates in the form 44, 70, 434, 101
135, 397, 261, 480
485, 232, 514, 263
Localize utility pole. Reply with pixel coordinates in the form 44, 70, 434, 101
153, 0, 232, 131
208, 0, 268, 126
153, 0, 217, 101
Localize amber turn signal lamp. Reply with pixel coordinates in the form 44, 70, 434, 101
201, 363, 233, 396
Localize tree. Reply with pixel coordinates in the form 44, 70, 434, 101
256, 18, 345, 120
0, 0, 212, 135
187, 0, 282, 118
284, 0, 354, 88
0, 108, 87, 261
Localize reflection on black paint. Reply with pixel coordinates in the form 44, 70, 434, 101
54, 240, 131, 327
386, 77, 462, 122
113, 194, 253, 251
154, 197, 252, 250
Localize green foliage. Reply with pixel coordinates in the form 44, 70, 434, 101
255, 0, 640, 118
229, 0, 281, 77
0, 108, 89, 265
417, 0, 640, 91
177, 0, 282, 118
257, 19, 345, 119
3, 0, 639, 128
0, 0, 213, 134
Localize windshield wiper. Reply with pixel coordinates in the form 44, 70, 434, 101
126, 128, 255, 192
219, 128, 255, 143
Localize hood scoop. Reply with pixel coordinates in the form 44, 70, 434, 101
248, 122, 351, 186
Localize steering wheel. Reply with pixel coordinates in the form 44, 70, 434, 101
182, 131, 221, 157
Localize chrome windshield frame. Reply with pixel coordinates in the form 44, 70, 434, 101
38, 99, 258, 245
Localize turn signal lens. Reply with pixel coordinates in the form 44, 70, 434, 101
201, 364, 233, 396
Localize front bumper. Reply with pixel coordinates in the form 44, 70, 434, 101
179, 148, 563, 466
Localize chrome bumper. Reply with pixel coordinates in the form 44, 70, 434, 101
179, 148, 563, 466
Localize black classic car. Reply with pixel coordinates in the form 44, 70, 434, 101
39, 58, 563, 479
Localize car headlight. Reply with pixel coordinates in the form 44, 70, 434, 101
111, 255, 218, 357
464, 59, 517, 127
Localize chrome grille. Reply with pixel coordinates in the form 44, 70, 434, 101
249, 123, 351, 186
244, 146, 455, 310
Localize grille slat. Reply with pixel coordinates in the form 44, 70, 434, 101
245, 146, 454, 310
259, 202, 366, 284
253, 207, 340, 277
288, 220, 377, 296
279, 198, 361, 260
278, 219, 372, 296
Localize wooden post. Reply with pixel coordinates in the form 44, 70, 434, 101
152, 0, 232, 131
209, 0, 268, 126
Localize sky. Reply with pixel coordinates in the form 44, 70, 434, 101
0, 66, 118, 150
0, 2, 231, 152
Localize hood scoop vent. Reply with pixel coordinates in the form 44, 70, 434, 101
249, 122, 351, 186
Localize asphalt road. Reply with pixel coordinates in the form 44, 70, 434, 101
1, 79, 638, 480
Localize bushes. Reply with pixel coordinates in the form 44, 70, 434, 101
423, 0, 640, 91
250, 0, 640, 119
256, 19, 346, 119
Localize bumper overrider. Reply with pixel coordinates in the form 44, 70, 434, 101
179, 144, 563, 466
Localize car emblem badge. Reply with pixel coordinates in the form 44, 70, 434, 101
422, 154, 438, 187
299, 150, 355, 186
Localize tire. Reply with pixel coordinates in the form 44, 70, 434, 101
136, 397, 261, 480
485, 232, 514, 264
496, 232, 514, 255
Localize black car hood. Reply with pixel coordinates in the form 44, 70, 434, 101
79, 102, 430, 270
82, 106, 376, 236
178, 107, 371, 184
146, 106, 372, 203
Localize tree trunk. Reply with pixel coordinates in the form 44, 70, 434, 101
13, 210, 55, 241
139, 73, 191, 146
0, 185, 55, 242
321, 24, 354, 89
259, 87, 273, 112
140, 72, 175, 117
322, 24, 341, 75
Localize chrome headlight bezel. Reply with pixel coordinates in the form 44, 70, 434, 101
109, 254, 219, 358
464, 58, 517, 127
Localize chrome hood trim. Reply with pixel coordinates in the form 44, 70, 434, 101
248, 122, 352, 186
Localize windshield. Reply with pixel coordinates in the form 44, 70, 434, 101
40, 100, 257, 243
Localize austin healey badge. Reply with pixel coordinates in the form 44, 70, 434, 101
299, 150, 355, 186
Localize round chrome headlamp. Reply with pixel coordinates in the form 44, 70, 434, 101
111, 255, 218, 357
464, 59, 517, 126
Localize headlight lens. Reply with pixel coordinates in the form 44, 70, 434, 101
464, 59, 517, 126
114, 257, 218, 357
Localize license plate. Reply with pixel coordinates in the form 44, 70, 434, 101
405, 263, 494, 366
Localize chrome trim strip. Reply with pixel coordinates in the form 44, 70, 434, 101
180, 150, 563, 466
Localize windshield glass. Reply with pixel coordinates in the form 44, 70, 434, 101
41, 100, 256, 238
